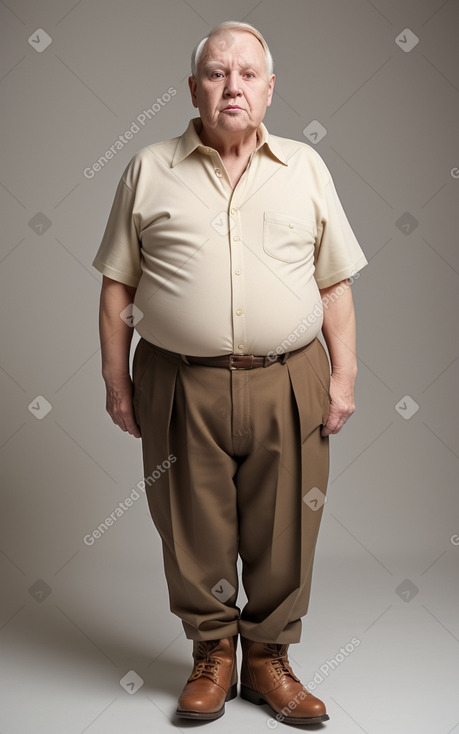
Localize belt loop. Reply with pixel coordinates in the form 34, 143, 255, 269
180, 354, 190, 365
281, 351, 290, 364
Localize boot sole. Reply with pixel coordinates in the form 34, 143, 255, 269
175, 682, 238, 720
240, 684, 330, 724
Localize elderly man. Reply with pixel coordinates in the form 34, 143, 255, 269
93, 20, 367, 725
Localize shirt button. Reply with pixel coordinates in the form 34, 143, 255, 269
236, 309, 243, 316
233, 235, 240, 242
215, 168, 223, 177
234, 268, 242, 275
230, 207, 237, 215
238, 344, 244, 350
288, 222, 294, 228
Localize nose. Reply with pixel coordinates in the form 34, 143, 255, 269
224, 70, 242, 97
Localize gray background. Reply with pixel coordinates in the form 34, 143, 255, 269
1, 0, 458, 732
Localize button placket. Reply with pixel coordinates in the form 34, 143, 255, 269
209, 151, 232, 189
211, 152, 253, 356
228, 192, 246, 354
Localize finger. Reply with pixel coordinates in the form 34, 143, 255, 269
321, 418, 337, 436
116, 410, 141, 438
321, 410, 348, 436
330, 412, 352, 435
111, 414, 128, 432
126, 420, 141, 438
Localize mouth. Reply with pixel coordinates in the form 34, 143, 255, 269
222, 105, 244, 112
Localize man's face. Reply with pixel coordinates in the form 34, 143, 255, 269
188, 30, 275, 140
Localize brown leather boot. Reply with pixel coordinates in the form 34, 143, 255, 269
240, 637, 329, 724
175, 635, 238, 720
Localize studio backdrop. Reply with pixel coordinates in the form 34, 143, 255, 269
1, 1, 458, 732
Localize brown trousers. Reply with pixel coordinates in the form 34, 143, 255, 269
132, 337, 331, 644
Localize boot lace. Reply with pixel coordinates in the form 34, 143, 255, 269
189, 658, 221, 683
189, 640, 222, 683
264, 643, 298, 682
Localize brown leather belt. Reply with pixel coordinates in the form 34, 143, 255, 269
183, 353, 281, 369
182, 343, 309, 370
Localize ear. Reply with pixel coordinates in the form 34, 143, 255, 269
266, 74, 275, 108
188, 76, 198, 108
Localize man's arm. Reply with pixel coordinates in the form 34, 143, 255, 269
98, 275, 141, 438
318, 278, 358, 437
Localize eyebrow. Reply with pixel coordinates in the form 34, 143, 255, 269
203, 60, 260, 71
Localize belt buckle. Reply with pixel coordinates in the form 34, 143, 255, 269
229, 354, 254, 370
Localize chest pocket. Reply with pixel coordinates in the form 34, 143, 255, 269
263, 211, 317, 263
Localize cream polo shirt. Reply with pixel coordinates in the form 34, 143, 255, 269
92, 116, 367, 357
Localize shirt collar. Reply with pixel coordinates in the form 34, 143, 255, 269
171, 116, 288, 167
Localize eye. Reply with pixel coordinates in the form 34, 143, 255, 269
210, 71, 224, 79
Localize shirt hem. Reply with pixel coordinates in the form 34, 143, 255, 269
315, 255, 368, 289
92, 259, 140, 288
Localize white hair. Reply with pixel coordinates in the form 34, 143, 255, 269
190, 21, 274, 78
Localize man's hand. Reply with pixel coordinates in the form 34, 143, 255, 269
321, 371, 355, 436
104, 375, 141, 438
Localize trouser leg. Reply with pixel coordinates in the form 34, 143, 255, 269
133, 340, 241, 641
233, 339, 330, 644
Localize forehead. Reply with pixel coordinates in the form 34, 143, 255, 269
201, 30, 265, 68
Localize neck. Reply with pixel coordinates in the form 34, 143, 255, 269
198, 126, 259, 159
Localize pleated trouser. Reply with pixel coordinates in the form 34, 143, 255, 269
132, 336, 331, 644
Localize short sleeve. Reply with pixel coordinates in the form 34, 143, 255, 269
314, 170, 368, 289
92, 171, 142, 288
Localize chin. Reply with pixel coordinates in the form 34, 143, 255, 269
220, 117, 249, 129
